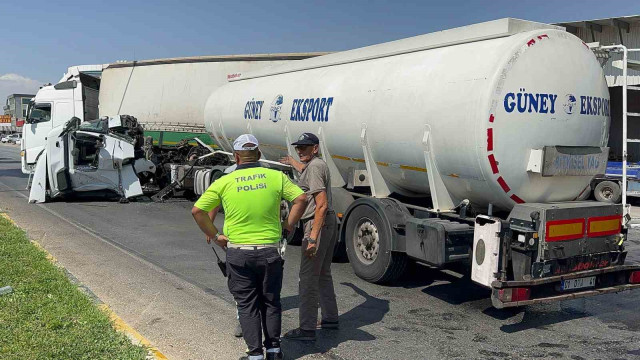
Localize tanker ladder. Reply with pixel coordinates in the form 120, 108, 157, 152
593, 43, 640, 223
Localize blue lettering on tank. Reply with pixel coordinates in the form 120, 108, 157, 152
290, 99, 298, 120
579, 95, 610, 116
548, 94, 557, 114
504, 93, 515, 113
539, 94, 549, 113
243, 99, 264, 120
503, 89, 608, 117
289, 97, 334, 122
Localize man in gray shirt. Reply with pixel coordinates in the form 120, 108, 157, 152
280, 132, 339, 341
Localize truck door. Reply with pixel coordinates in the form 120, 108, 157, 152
23, 102, 53, 166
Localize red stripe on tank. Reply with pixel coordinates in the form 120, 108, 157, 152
510, 194, 525, 204
497, 177, 510, 193
487, 128, 493, 151
489, 114, 494, 123
488, 154, 499, 174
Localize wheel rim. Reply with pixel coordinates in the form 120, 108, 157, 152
601, 186, 613, 199
353, 217, 379, 265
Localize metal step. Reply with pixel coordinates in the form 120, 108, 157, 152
627, 139, 640, 143
628, 112, 640, 117
629, 86, 640, 91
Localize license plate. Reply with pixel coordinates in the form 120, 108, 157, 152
561, 276, 596, 291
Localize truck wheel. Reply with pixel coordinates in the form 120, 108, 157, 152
344, 203, 407, 284
594, 181, 621, 203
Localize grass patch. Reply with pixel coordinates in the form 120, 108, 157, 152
0, 216, 148, 360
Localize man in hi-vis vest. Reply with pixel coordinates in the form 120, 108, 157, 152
192, 134, 307, 360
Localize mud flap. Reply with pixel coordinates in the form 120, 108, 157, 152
471, 215, 502, 287
29, 151, 47, 203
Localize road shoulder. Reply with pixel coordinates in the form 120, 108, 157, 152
0, 186, 245, 360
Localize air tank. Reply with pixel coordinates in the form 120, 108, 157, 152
204, 18, 610, 210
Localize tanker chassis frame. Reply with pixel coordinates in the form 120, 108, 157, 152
330, 190, 640, 309
181, 143, 640, 309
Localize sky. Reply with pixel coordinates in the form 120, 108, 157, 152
1, 0, 638, 101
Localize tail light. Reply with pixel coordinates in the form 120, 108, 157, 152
630, 271, 640, 284
498, 287, 531, 302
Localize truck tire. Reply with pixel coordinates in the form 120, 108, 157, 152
344, 202, 407, 284
594, 181, 621, 203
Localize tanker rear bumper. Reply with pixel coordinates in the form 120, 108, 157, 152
490, 264, 640, 308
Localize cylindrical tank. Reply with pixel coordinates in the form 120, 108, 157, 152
204, 20, 610, 210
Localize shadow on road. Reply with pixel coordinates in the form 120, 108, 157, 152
387, 262, 490, 305
480, 299, 595, 333
492, 307, 589, 333
0, 168, 27, 180
421, 277, 490, 305
282, 282, 387, 359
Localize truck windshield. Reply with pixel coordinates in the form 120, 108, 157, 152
78, 118, 108, 134
27, 103, 51, 123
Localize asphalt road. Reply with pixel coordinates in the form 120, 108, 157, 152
1, 143, 640, 360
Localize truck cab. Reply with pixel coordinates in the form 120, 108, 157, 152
19, 64, 152, 203
21, 65, 101, 174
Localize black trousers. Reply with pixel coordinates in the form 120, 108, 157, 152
227, 247, 283, 355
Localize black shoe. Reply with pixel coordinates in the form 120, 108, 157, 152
266, 350, 284, 360
234, 322, 243, 337
283, 328, 316, 341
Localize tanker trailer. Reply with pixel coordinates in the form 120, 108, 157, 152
203, 18, 640, 308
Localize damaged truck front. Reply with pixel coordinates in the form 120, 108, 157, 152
28, 115, 155, 203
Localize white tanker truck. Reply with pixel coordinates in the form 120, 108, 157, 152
201, 18, 640, 308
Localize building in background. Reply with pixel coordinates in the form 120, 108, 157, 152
2, 93, 34, 133
555, 15, 640, 162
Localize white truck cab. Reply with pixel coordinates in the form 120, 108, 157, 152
22, 64, 153, 203
22, 64, 101, 174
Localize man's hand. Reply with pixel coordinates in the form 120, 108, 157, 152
304, 237, 317, 258
214, 234, 229, 249
305, 243, 317, 258
279, 155, 293, 165
279, 155, 305, 173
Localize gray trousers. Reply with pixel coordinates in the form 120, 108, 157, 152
299, 213, 339, 331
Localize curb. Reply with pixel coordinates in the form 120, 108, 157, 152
99, 304, 169, 360
0, 212, 169, 360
